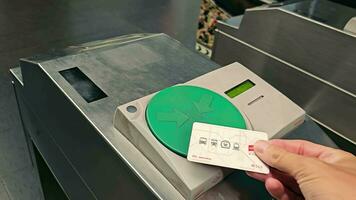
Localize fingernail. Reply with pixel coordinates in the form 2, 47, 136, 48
254, 140, 269, 154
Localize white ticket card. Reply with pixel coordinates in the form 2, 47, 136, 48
187, 122, 270, 174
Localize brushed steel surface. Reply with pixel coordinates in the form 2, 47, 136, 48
18, 34, 219, 200
281, 0, 356, 29
221, 6, 356, 95
12, 76, 95, 199
212, 30, 356, 143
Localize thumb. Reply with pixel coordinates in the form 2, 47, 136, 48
254, 140, 314, 178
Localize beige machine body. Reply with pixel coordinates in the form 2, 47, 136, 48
113, 62, 305, 199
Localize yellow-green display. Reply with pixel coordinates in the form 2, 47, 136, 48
225, 80, 255, 98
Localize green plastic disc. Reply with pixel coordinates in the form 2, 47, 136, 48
146, 85, 246, 157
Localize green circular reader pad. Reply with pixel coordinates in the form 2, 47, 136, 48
146, 85, 246, 157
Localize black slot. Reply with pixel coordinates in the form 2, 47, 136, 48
59, 67, 107, 103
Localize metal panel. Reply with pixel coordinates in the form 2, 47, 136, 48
212, 30, 356, 143
18, 34, 219, 200
19, 62, 158, 200
222, 7, 356, 95
280, 0, 356, 29
13, 85, 94, 199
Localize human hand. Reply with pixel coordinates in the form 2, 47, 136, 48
247, 139, 356, 200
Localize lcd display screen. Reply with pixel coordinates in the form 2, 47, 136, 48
225, 80, 255, 98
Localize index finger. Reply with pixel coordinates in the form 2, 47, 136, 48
267, 139, 334, 159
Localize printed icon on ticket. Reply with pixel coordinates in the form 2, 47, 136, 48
199, 137, 207, 145
188, 122, 270, 174
220, 140, 231, 149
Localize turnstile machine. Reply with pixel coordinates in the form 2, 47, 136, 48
11, 33, 338, 199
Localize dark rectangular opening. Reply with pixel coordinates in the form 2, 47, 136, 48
59, 67, 107, 103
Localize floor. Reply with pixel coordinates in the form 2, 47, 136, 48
0, 0, 201, 199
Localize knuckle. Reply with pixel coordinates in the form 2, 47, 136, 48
335, 149, 355, 159
322, 149, 356, 163
268, 146, 288, 167
266, 146, 319, 178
